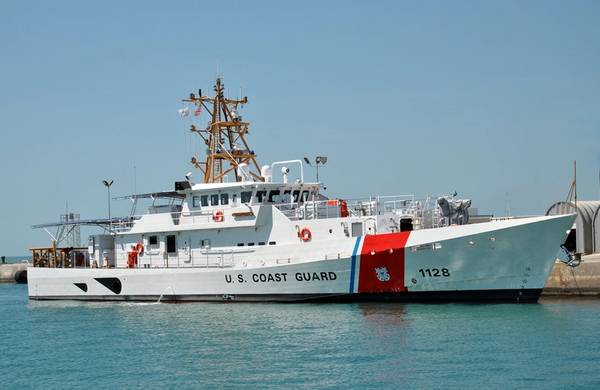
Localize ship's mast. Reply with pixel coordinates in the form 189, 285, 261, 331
183, 77, 263, 183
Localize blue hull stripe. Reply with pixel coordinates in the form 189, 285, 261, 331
349, 237, 362, 293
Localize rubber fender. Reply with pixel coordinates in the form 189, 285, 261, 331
14, 270, 27, 284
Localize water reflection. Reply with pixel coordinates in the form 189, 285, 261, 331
356, 302, 408, 320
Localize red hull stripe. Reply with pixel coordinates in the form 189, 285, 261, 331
357, 232, 411, 293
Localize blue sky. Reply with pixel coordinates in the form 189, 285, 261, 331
1, 0, 599, 255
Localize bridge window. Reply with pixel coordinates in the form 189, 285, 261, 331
241, 191, 252, 203
292, 190, 300, 202
256, 190, 267, 203
148, 235, 158, 247
268, 190, 281, 203
220, 193, 229, 205
282, 190, 292, 203
200, 195, 209, 207
210, 194, 219, 206
301, 191, 309, 202
192, 196, 200, 208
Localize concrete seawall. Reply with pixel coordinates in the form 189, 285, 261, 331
543, 254, 600, 296
0, 263, 29, 283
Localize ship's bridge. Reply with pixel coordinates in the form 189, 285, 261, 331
179, 181, 321, 212
175, 159, 322, 212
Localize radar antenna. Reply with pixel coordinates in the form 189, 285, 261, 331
182, 77, 263, 183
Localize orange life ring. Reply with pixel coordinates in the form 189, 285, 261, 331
300, 227, 312, 242
135, 242, 144, 254
213, 210, 224, 222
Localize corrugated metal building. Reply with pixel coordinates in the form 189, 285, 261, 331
594, 207, 600, 253
546, 201, 600, 254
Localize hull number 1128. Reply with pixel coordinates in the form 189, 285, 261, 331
419, 268, 450, 277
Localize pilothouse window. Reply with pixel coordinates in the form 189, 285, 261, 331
220, 193, 229, 205
256, 190, 267, 203
241, 191, 252, 203
192, 196, 200, 208
283, 190, 292, 202
210, 194, 219, 206
301, 191, 309, 202
200, 195, 209, 207
268, 190, 280, 203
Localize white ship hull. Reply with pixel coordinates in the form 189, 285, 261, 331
28, 214, 574, 303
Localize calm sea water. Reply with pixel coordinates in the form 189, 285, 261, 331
2, 284, 600, 389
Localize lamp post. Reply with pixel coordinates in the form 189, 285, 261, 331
102, 180, 113, 232
303, 156, 328, 183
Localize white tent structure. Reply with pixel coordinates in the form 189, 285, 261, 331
594, 207, 600, 253
546, 201, 600, 254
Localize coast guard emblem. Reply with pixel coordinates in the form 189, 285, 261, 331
375, 267, 390, 282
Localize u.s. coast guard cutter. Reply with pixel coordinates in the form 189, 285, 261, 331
28, 78, 574, 302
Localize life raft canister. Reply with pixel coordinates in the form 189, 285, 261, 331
213, 210, 224, 222
327, 199, 349, 218
300, 227, 312, 242
340, 200, 349, 218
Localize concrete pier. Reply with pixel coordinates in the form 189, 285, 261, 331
543, 254, 600, 296
0, 263, 29, 283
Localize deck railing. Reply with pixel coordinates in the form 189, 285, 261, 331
115, 248, 240, 269
108, 194, 446, 233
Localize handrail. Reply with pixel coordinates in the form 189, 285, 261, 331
271, 160, 304, 183
109, 193, 449, 232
